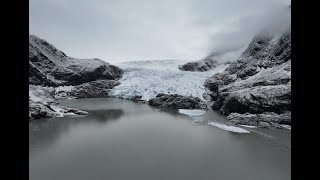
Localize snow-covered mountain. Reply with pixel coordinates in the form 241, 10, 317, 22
29, 35, 123, 86
109, 60, 229, 101
29, 35, 124, 120
204, 30, 291, 129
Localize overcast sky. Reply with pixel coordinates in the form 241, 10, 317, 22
30, 0, 290, 63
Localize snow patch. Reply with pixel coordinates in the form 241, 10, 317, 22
208, 122, 250, 133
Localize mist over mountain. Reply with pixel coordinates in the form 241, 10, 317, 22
206, 5, 291, 63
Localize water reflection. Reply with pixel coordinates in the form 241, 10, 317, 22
29, 109, 124, 155
30, 98, 290, 180
89, 109, 124, 122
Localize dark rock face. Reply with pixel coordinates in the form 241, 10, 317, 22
131, 95, 143, 102
179, 58, 219, 72
149, 93, 207, 109
29, 35, 123, 87
237, 65, 260, 79
54, 80, 120, 99
204, 31, 291, 129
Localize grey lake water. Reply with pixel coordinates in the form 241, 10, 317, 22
29, 98, 291, 180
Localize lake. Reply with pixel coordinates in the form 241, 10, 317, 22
29, 98, 290, 180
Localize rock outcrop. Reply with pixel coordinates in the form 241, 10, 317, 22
149, 93, 207, 109
204, 30, 291, 129
29, 99, 88, 121
227, 111, 291, 129
29, 85, 89, 121
178, 58, 219, 72
54, 80, 120, 99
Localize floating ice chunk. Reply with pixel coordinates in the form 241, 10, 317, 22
178, 109, 206, 117
208, 122, 250, 133
239, 125, 258, 128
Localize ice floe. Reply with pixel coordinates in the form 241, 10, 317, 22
208, 122, 250, 133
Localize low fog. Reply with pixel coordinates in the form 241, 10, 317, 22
30, 0, 291, 63
208, 5, 291, 62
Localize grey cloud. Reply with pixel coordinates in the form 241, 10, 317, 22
30, 0, 291, 63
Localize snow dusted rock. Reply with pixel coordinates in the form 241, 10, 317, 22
29, 85, 89, 121
29, 62, 57, 86
204, 72, 237, 101
220, 84, 291, 115
220, 61, 291, 93
204, 30, 291, 129
29, 99, 56, 120
29, 99, 88, 121
29, 35, 123, 86
178, 58, 219, 72
149, 93, 207, 110
54, 80, 120, 99
227, 112, 291, 129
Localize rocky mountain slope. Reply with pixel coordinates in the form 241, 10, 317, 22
204, 31, 291, 129
29, 35, 123, 87
29, 35, 123, 120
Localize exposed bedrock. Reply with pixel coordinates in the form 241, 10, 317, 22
54, 80, 120, 99
29, 96, 88, 121
178, 58, 219, 72
220, 85, 291, 115
149, 93, 207, 110
227, 111, 291, 129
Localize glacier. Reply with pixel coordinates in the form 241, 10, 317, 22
109, 60, 229, 101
